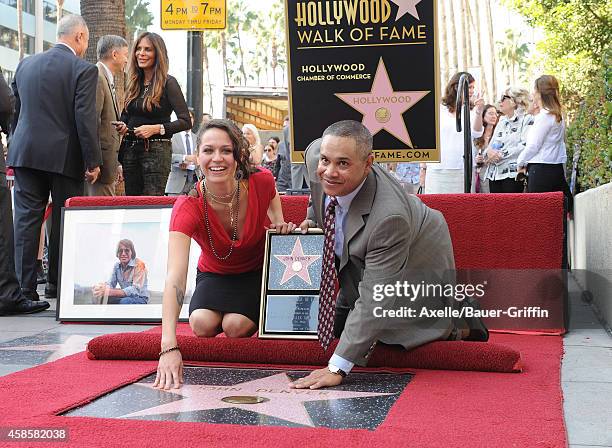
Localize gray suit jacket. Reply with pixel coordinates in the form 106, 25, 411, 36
165, 131, 196, 194
305, 139, 456, 366
96, 63, 121, 185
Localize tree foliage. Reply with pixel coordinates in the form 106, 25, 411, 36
504, 0, 611, 112
504, 0, 611, 190
566, 52, 611, 192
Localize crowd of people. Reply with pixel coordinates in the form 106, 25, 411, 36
0, 15, 569, 392
412, 71, 572, 204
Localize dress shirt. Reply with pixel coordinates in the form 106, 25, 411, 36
181, 131, 196, 170
324, 177, 367, 375
98, 61, 114, 88
324, 177, 367, 258
427, 106, 483, 170
517, 109, 567, 167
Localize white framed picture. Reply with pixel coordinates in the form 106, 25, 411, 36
57, 206, 199, 322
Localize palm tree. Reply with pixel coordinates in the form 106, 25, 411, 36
17, 0, 24, 60
228, 0, 257, 85
497, 29, 529, 86
484, 0, 497, 98
81, 0, 127, 63
472, 0, 489, 98
447, 0, 458, 75
459, 0, 469, 69
268, 1, 285, 86
202, 34, 215, 114
125, 0, 153, 50
80, 0, 127, 102
439, 0, 449, 87
56, 0, 64, 22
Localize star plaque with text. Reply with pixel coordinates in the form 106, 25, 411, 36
285, 0, 439, 163
259, 230, 324, 339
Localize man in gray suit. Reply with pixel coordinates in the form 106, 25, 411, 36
293, 120, 487, 389
165, 109, 196, 195
85, 35, 128, 196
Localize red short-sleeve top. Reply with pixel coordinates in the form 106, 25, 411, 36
169, 169, 276, 274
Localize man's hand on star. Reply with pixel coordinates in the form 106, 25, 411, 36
290, 367, 343, 390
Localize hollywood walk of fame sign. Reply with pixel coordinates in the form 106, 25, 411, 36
285, 0, 439, 163
63, 367, 413, 430
259, 230, 324, 339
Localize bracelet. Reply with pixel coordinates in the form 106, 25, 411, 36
158, 346, 180, 358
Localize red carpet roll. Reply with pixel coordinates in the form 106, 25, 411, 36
86, 333, 522, 373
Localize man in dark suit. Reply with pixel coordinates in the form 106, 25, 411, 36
8, 15, 102, 301
293, 120, 487, 389
0, 70, 50, 315
85, 35, 128, 196
165, 108, 197, 195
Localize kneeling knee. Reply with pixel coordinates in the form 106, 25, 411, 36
190, 318, 220, 338
223, 319, 255, 338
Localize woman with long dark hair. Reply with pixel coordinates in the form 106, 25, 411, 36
153, 119, 295, 390
114, 32, 190, 195
472, 104, 499, 193
423, 72, 484, 193
517, 75, 571, 203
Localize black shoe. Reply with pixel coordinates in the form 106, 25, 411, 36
1, 299, 51, 315
461, 296, 489, 342
21, 288, 40, 301
44, 283, 57, 299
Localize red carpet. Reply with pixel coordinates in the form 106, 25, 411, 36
65, 193, 567, 333
0, 334, 565, 448
86, 331, 522, 373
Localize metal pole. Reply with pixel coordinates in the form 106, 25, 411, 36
186, 31, 203, 130
456, 74, 473, 193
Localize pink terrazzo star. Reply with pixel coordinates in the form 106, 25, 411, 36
335, 58, 429, 148
0, 335, 93, 362
122, 373, 393, 427
273, 238, 321, 286
390, 0, 422, 21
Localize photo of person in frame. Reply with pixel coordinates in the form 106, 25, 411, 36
92, 239, 150, 304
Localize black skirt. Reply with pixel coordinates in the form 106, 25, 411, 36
189, 269, 263, 324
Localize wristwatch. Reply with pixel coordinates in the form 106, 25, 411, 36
328, 364, 347, 377
159, 124, 166, 135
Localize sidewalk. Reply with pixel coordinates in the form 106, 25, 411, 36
0, 279, 610, 445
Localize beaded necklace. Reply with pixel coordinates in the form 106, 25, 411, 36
201, 179, 240, 261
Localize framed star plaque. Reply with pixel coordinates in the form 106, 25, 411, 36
259, 229, 324, 339
284, 0, 439, 163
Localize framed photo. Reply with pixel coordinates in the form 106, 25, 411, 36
259, 229, 324, 339
57, 206, 200, 322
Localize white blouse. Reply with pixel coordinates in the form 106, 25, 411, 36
517, 109, 567, 167
428, 106, 484, 170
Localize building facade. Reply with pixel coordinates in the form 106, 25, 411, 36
0, 0, 80, 81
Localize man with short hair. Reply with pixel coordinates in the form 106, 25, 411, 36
85, 34, 128, 196
293, 120, 487, 389
9, 15, 102, 301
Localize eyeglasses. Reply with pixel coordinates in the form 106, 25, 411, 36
118, 248, 131, 254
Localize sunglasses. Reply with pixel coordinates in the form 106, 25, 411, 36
500, 95, 512, 102
118, 248, 131, 254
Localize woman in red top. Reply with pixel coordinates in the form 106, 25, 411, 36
154, 119, 295, 389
